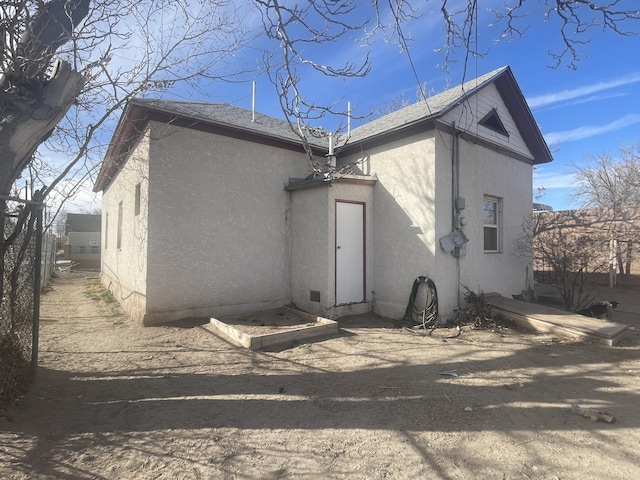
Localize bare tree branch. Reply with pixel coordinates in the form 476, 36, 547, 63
1, 0, 251, 321
254, 0, 372, 172
572, 141, 640, 209
491, 0, 639, 69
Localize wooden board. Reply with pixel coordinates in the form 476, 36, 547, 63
207, 307, 339, 350
485, 294, 629, 346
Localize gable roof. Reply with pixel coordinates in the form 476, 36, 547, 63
341, 66, 552, 165
345, 68, 509, 143
94, 66, 552, 192
65, 213, 101, 234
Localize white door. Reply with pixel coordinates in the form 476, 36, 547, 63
335, 201, 365, 305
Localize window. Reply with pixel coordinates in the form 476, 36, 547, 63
117, 201, 123, 249
479, 108, 509, 136
135, 183, 141, 216
483, 197, 500, 252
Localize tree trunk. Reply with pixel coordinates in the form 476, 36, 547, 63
0, 61, 85, 196
625, 241, 633, 275
0, 0, 90, 196
2, 0, 89, 332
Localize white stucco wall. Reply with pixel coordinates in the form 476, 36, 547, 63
101, 130, 150, 321
290, 179, 374, 318
290, 186, 331, 316
342, 108, 534, 321
343, 131, 439, 320
101, 82, 537, 326
439, 93, 535, 312
140, 122, 309, 324
452, 135, 534, 298
429, 125, 534, 321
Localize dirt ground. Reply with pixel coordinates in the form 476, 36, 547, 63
1, 272, 640, 480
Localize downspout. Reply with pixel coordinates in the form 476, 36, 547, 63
451, 122, 457, 232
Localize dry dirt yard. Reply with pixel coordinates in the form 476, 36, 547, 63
1, 272, 640, 480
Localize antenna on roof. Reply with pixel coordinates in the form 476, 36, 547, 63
252, 81, 256, 122
347, 101, 351, 138
327, 133, 336, 170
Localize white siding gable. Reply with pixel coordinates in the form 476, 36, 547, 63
441, 82, 534, 161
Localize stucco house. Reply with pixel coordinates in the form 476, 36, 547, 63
64, 213, 101, 269
94, 66, 552, 326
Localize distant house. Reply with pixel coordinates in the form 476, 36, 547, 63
64, 213, 101, 269
65, 213, 101, 234
94, 66, 552, 325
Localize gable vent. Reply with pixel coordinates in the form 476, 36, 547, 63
479, 108, 508, 136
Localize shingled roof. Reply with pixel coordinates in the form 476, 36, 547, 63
341, 66, 551, 165
346, 67, 509, 143
94, 66, 552, 192
129, 99, 329, 149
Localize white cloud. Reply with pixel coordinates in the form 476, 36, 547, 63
533, 167, 577, 190
544, 114, 640, 144
528, 72, 640, 109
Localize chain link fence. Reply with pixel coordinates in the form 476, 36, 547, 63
1, 202, 39, 400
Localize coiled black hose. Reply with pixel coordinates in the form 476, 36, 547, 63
402, 275, 438, 330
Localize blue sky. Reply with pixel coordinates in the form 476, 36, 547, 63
62, 1, 640, 213
191, 2, 640, 212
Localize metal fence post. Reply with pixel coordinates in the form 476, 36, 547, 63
31, 203, 43, 377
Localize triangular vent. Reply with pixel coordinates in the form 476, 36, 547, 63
479, 108, 508, 136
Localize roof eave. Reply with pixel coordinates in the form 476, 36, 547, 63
340, 117, 438, 155
94, 102, 326, 192
493, 69, 554, 165
94, 102, 149, 192
340, 66, 553, 165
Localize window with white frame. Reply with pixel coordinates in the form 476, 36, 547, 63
483, 196, 500, 252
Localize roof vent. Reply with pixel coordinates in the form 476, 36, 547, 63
479, 108, 508, 136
